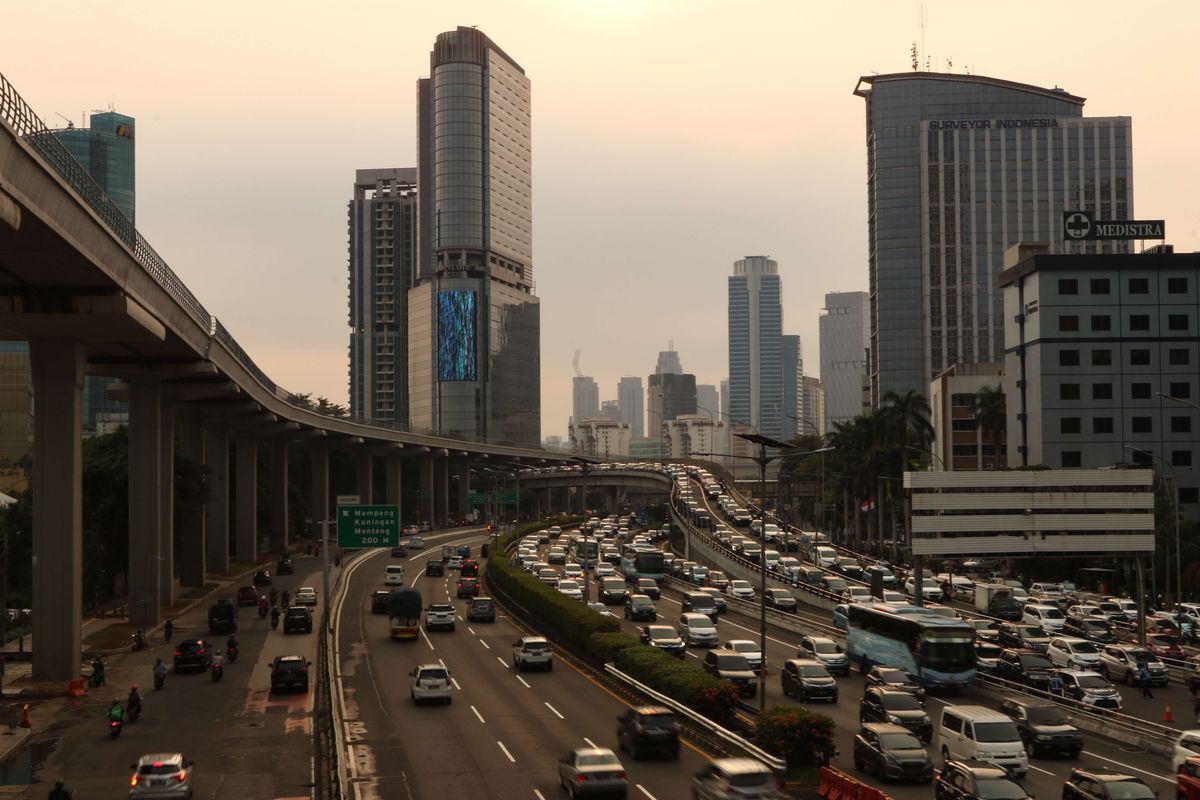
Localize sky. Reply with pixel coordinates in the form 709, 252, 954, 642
6, 1, 1199, 441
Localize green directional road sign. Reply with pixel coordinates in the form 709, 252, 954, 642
494, 490, 518, 505
336, 504, 400, 548
468, 492, 486, 506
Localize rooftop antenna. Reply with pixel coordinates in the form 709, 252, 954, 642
911, 42, 919, 71
920, 2, 927, 70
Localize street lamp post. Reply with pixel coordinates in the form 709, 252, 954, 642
1126, 445, 1181, 612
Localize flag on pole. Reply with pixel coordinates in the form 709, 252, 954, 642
860, 496, 876, 512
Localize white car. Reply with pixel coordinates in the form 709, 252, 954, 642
881, 590, 909, 605
1023, 604, 1066, 631
587, 602, 618, 619
512, 636, 553, 671
594, 563, 615, 578
563, 563, 584, 580
903, 577, 942, 602
799, 636, 849, 675
294, 587, 318, 606
726, 580, 756, 601
1174, 730, 1200, 772
679, 613, 718, 647
1047, 636, 1101, 669
1067, 605, 1106, 620
813, 546, 838, 568
844, 586, 872, 604
557, 579, 584, 601
725, 639, 765, 672
410, 663, 451, 704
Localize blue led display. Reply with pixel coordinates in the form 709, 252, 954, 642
437, 290, 478, 381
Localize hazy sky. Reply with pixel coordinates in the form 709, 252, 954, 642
7, 1, 1199, 440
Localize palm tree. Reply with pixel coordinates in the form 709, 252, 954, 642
876, 391, 934, 553
973, 385, 1007, 468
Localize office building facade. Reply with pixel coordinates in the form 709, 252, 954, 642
409, 27, 540, 445
647, 372, 697, 431
799, 375, 825, 440
696, 384, 719, 422
655, 345, 682, 375
854, 72, 1133, 405
617, 376, 644, 439
819, 291, 869, 431
929, 362, 1006, 471
728, 256, 784, 440
781, 335, 802, 440
572, 376, 599, 424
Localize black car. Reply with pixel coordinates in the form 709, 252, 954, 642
636, 578, 661, 599
1062, 615, 1117, 644
763, 588, 797, 611
853, 723, 933, 783
639, 625, 686, 658
283, 606, 313, 634
236, 586, 259, 607
996, 648, 1055, 691
370, 590, 392, 614
997, 696, 1082, 758
780, 658, 838, 702
276, 557, 295, 575
703, 650, 757, 697
1062, 769, 1155, 800
865, 666, 926, 702
858, 688, 931, 741
835, 557, 864, 580
173, 639, 213, 674
616, 706, 679, 760
390, 546, 407, 558
467, 597, 496, 623
425, 560, 445, 577
936, 760, 1030, 800
998, 623, 1051, 654
625, 595, 657, 622
270, 655, 309, 693
989, 596, 1025, 621
207, 600, 237, 635
460, 560, 479, 578
456, 577, 479, 598
972, 620, 1001, 644
252, 569, 272, 587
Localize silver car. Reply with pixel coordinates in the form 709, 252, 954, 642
558, 747, 627, 798
130, 753, 195, 799
693, 757, 782, 799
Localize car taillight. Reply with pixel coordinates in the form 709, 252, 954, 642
131, 775, 139, 786
174, 650, 182, 657
176, 771, 187, 782
576, 774, 588, 782
617, 772, 626, 780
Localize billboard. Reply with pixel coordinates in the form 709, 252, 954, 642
437, 290, 478, 381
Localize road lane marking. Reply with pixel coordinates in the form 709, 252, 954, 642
420, 628, 435, 650
544, 702, 564, 719
451, 678, 462, 691
497, 741, 516, 762
1080, 751, 1172, 782
583, 737, 597, 748
534, 791, 547, 800
469, 627, 477, 635
479, 638, 491, 649
686, 651, 699, 659
1027, 765, 1054, 776
516, 676, 530, 688
636, 786, 657, 800
471, 705, 486, 724
498, 657, 510, 669
438, 658, 446, 668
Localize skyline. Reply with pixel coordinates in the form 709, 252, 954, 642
7, 1, 1199, 442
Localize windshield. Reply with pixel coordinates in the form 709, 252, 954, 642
638, 713, 675, 730
799, 665, 830, 677
975, 643, 1002, 657
812, 641, 838, 654
648, 628, 676, 640
1016, 626, 1046, 639
921, 639, 974, 671
715, 655, 751, 669
975, 778, 1028, 800
523, 641, 549, 651
1041, 608, 1065, 619
882, 693, 921, 710
1018, 654, 1052, 669
1104, 781, 1155, 800
1026, 706, 1070, 725
877, 669, 907, 682
728, 773, 772, 788
1076, 675, 1110, 689
576, 754, 619, 767
1069, 641, 1098, 653
879, 732, 923, 750
1083, 620, 1109, 632
974, 721, 1020, 743
417, 668, 448, 680
1150, 635, 1180, 646
731, 581, 751, 590
631, 597, 652, 607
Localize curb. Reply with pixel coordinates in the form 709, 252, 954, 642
0, 726, 31, 762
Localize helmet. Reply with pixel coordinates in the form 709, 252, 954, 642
55, 779, 64, 788
130, 685, 138, 691
155, 658, 162, 665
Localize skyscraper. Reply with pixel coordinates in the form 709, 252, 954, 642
781, 335, 802, 440
727, 256, 784, 440
655, 345, 683, 375
799, 376, 825, 439
348, 168, 418, 424
854, 72, 1133, 404
409, 27, 540, 444
572, 376, 599, 423
819, 291, 869, 431
695, 384, 719, 421
617, 376, 644, 439
647, 373, 697, 429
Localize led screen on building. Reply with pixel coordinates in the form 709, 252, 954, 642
437, 290, 478, 381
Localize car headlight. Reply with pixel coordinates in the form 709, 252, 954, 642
1035, 734, 1051, 741
883, 753, 900, 766
888, 715, 902, 724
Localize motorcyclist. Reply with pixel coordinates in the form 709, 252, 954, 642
153, 658, 167, 684
163, 619, 174, 642
91, 655, 105, 687
107, 698, 124, 724
133, 628, 146, 649
47, 778, 71, 800
281, 590, 290, 608
127, 685, 142, 718
270, 606, 281, 629
258, 596, 269, 616
269, 587, 278, 606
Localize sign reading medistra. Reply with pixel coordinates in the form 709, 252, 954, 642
1062, 210, 1165, 241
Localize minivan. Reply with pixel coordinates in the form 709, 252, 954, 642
679, 613, 719, 647
937, 705, 1028, 777
384, 565, 405, 585
682, 591, 720, 620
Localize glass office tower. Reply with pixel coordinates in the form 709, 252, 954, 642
727, 256, 784, 440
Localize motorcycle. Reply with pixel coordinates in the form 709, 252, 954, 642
258, 602, 269, 619
270, 611, 280, 630
227, 644, 238, 664
153, 671, 165, 691
163, 620, 174, 643
128, 703, 141, 723
130, 632, 146, 652
109, 719, 123, 739
211, 661, 224, 682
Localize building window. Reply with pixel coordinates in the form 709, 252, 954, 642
1090, 278, 1111, 295
1128, 277, 1149, 294
1168, 277, 1189, 294
1170, 382, 1192, 399
1181, 487, 1200, 505
952, 444, 978, 457
1059, 350, 1080, 367
1091, 350, 1112, 367
1169, 314, 1190, 331
1060, 417, 1082, 434
1130, 349, 1151, 366
951, 393, 975, 407
1058, 278, 1078, 295
1061, 451, 1082, 468
1058, 315, 1079, 332
1093, 417, 1114, 434
1132, 417, 1153, 433
1172, 416, 1193, 434
1129, 314, 1151, 331
1060, 383, 1080, 401
1131, 383, 1152, 400
1090, 315, 1111, 331
951, 419, 978, 432
1130, 450, 1153, 467
1169, 348, 1191, 366
1173, 450, 1193, 468
1092, 383, 1113, 400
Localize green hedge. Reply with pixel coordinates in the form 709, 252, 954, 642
756, 706, 836, 769
614, 645, 741, 725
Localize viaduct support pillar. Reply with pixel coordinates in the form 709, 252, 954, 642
268, 439, 289, 555
158, 392, 176, 608
177, 415, 206, 587
29, 339, 84, 682
234, 437, 258, 564
435, 456, 449, 527
310, 444, 330, 542
419, 458, 434, 526
385, 455, 403, 511
455, 457, 470, 520
204, 427, 230, 573
356, 451, 374, 505
128, 377, 162, 629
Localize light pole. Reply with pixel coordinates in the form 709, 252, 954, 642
787, 413, 825, 531
572, 455, 601, 601
1126, 445, 1181, 611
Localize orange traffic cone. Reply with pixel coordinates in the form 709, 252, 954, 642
1165, 704, 1174, 723
18, 703, 30, 728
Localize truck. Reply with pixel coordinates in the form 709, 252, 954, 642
389, 587, 423, 640
974, 582, 1023, 620
442, 544, 457, 562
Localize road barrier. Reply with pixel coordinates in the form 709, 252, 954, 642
818, 766, 895, 800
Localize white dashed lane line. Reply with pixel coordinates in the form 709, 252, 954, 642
480, 639, 491, 650
636, 786, 657, 800
497, 657, 509, 669
582, 737, 597, 748
516, 676, 531, 689
451, 678, 462, 691
471, 705, 486, 724
497, 741, 516, 762
544, 702, 564, 720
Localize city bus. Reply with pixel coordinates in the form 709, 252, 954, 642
846, 603, 975, 689
620, 545, 666, 582
572, 537, 600, 567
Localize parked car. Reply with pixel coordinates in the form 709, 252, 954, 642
853, 723, 933, 783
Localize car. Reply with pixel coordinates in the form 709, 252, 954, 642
1054, 669, 1122, 710
692, 757, 782, 799
853, 723, 933, 783
636, 578, 660, 599
724, 639, 764, 672
600, 577, 629, 605
547, 547, 567, 564
557, 579, 584, 601
276, 557, 295, 575
865, 665, 926, 702
1047, 636, 1102, 669
780, 658, 838, 702
456, 577, 479, 598
425, 559, 444, 577
513, 636, 553, 671
1146, 634, 1184, 659
563, 563, 584, 580
172, 639, 212, 674
997, 623, 1050, 654
624, 594, 657, 621
935, 759, 1030, 800
996, 648, 1054, 691
844, 586, 873, 604
975, 641, 1003, 672
763, 588, 797, 611
1098, 645, 1168, 686
798, 636, 849, 675
1063, 768, 1155, 800
859, 687, 932, 741
904, 577, 943, 602
370, 589, 392, 614
1175, 730, 1200, 772
407, 535, 424, 549
698, 587, 728, 614
207, 599, 237, 635
129, 752, 196, 799
445, 555, 463, 571
616, 706, 679, 760
283, 606, 313, 634
819, 575, 848, 595
409, 663, 451, 704
726, 580, 756, 601
639, 625, 686, 657
460, 559, 479, 578
424, 603, 456, 631
594, 562, 615, 578
880, 590, 908, 605
383, 564, 405, 585
864, 565, 899, 589
835, 557, 864, 580
996, 695, 1082, 758
971, 619, 1001, 643
467, 596, 495, 623
679, 613, 719, 647
1062, 615, 1117, 643
457, 544, 471, 558
269, 654, 310, 692
294, 587, 318, 606
235, 586, 259, 607
389, 545, 407, 558
705, 570, 730, 591
938, 706, 1029, 777
557, 747, 627, 798
252, 569, 271, 587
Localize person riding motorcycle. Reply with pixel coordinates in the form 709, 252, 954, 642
258, 596, 269, 616
163, 619, 174, 642
107, 698, 124, 723
91, 655, 106, 687
281, 590, 290, 608
153, 658, 167, 684
270, 606, 281, 629
127, 685, 143, 718
269, 587, 278, 606
47, 778, 71, 800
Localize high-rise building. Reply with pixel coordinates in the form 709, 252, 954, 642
348, 168, 418, 424
599, 399, 620, 421
647, 373, 697, 431
854, 72, 1133, 405
655, 344, 683, 375
719, 379, 729, 418
781, 335, 803, 440
727, 256, 784, 440
696, 384, 719, 421
409, 27, 540, 444
617, 376, 644, 439
571, 376, 599, 424
799, 376, 825, 439
569, 417, 630, 458
820, 291, 869, 431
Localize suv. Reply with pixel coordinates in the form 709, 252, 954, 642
1063, 768, 1155, 800
935, 760, 1030, 800
1097, 645, 1168, 686
625, 594, 657, 621
798, 636, 849, 675
692, 758, 781, 800
864, 666, 926, 702
997, 623, 1050, 654
639, 625, 687, 658
996, 695, 1082, 758
173, 639, 212, 674
276, 557, 295, 575
512, 636, 553, 671
455, 577, 479, 598
370, 589, 392, 614
235, 586, 259, 607
681, 591, 719, 620
283, 606, 313, 634
679, 613, 718, 647
207, 600, 237, 635
853, 723, 933, 783
1054, 669, 1121, 710
600, 577, 629, 605
703, 649, 757, 697
409, 663, 451, 704
129, 753, 195, 799
270, 655, 309, 692
467, 596, 495, 623
937, 706, 1028, 777
763, 588, 797, 611
425, 559, 444, 577
996, 648, 1054, 691
616, 706, 679, 760
1063, 615, 1117, 643
780, 658, 838, 702
859, 687, 932, 741
424, 603, 456, 631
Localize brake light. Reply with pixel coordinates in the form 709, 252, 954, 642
131, 775, 139, 787
576, 774, 587, 783
152, 762, 165, 768
176, 771, 187, 782
174, 650, 182, 657
617, 772, 626, 780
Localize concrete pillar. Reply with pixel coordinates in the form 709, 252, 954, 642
178, 415, 206, 587
435, 456, 449, 526
455, 457, 470, 519
205, 426, 230, 573
268, 439, 289, 555
235, 436, 258, 564
310, 444, 330, 540
29, 339, 84, 683
385, 455, 403, 510
159, 392, 176, 608
419, 457, 434, 525
535, 490, 543, 519
356, 451, 374, 505
128, 377, 162, 629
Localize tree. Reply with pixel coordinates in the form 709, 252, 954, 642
973, 384, 1007, 468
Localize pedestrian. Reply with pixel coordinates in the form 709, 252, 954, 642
1049, 673, 1064, 699
1139, 662, 1154, 699
47, 778, 71, 800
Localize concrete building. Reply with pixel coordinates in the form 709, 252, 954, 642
647, 372, 696, 429
655, 344, 683, 375
728, 256, 784, 440
781, 335, 803, 440
1001, 247, 1200, 516
599, 400, 620, 421
799, 375, 825, 439
572, 376, 599, 424
819, 291, 869, 431
409, 27, 540, 445
854, 72, 1134, 406
696, 384, 720, 422
348, 168, 418, 424
929, 363, 1006, 470
569, 417, 630, 458
663, 415, 725, 460
617, 376, 644, 439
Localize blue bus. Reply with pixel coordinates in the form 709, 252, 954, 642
620, 545, 666, 582
846, 603, 975, 689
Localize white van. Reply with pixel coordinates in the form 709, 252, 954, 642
813, 546, 837, 568
384, 565, 405, 585
937, 705, 1028, 777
